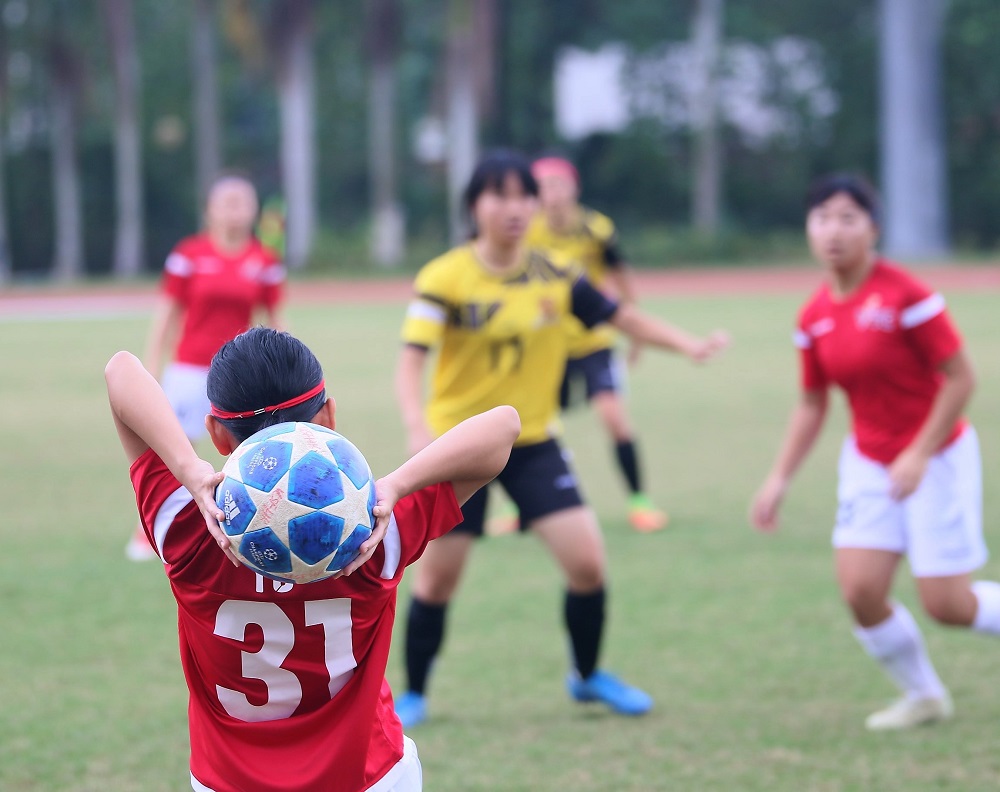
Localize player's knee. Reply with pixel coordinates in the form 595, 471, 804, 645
840, 581, 887, 623
566, 559, 604, 591
921, 594, 974, 627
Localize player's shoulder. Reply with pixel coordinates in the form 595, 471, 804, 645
581, 208, 616, 241
172, 234, 210, 257
872, 258, 934, 303
413, 245, 476, 295
797, 283, 831, 326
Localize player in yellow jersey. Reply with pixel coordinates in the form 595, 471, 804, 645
393, 150, 728, 728
523, 155, 665, 533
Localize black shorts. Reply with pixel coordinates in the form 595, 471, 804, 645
559, 348, 621, 410
453, 439, 584, 537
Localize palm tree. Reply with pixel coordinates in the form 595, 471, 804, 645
365, 0, 404, 267
191, 0, 222, 205
101, 0, 144, 277
879, 0, 949, 258
47, 26, 84, 281
270, 0, 316, 269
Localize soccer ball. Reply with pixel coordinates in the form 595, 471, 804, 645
215, 422, 376, 584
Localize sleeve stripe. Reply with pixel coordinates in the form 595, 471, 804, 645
405, 300, 447, 324
153, 485, 195, 562
164, 253, 194, 277
259, 264, 287, 285
900, 293, 946, 329
379, 513, 401, 579
793, 329, 812, 349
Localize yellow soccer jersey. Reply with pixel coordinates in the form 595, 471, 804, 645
401, 244, 618, 446
525, 207, 625, 358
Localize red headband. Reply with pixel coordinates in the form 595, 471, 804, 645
210, 380, 326, 420
531, 157, 579, 184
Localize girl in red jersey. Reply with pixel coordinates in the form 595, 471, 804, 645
750, 174, 1000, 730
126, 176, 285, 560
107, 327, 520, 792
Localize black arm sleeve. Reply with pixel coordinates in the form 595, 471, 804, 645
603, 234, 624, 268
571, 276, 619, 328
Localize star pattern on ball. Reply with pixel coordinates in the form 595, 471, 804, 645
220, 423, 375, 585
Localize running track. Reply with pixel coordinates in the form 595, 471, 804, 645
1, 265, 998, 320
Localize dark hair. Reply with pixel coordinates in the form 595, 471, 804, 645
463, 149, 538, 236
805, 173, 881, 226
207, 327, 326, 443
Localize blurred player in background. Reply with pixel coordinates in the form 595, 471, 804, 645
107, 328, 520, 791
393, 149, 728, 728
515, 155, 667, 533
750, 174, 1000, 730
125, 175, 285, 561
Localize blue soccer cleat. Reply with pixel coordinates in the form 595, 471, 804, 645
394, 691, 428, 729
567, 670, 653, 716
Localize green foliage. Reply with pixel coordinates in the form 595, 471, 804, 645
3, 288, 1000, 790
2, 1, 999, 280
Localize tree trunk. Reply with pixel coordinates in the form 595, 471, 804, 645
445, 0, 479, 244
365, 0, 404, 268
102, 0, 144, 277
0, 29, 11, 284
689, 0, 723, 235
191, 0, 222, 206
879, 0, 949, 259
273, 0, 316, 269
49, 39, 84, 282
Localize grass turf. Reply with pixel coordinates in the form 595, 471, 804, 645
2, 291, 999, 791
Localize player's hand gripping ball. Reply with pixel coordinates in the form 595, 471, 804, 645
215, 422, 376, 584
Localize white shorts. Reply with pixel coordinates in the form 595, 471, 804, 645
367, 736, 422, 792
832, 428, 986, 577
161, 363, 211, 441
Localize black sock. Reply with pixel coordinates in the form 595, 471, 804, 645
564, 588, 605, 679
615, 440, 642, 494
405, 597, 447, 695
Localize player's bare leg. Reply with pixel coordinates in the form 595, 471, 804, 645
837, 548, 952, 730
397, 532, 476, 728
591, 391, 667, 533
532, 506, 652, 715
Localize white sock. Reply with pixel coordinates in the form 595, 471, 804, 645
853, 603, 947, 700
971, 580, 1000, 635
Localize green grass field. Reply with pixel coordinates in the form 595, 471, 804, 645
3, 290, 1000, 791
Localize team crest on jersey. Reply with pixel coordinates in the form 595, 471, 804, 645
854, 293, 896, 332
537, 297, 559, 325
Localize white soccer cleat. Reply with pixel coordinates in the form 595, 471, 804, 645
864, 693, 953, 731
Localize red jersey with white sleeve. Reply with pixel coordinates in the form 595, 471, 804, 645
130, 449, 462, 792
162, 235, 285, 367
794, 259, 965, 465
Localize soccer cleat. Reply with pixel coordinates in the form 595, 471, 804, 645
394, 691, 428, 729
567, 669, 653, 716
125, 527, 159, 562
864, 693, 953, 731
627, 493, 668, 533
486, 502, 520, 536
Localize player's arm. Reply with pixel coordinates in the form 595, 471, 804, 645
749, 388, 829, 532
888, 349, 975, 500
376, 406, 520, 515
144, 295, 183, 379
105, 351, 235, 562
395, 344, 434, 455
608, 301, 728, 362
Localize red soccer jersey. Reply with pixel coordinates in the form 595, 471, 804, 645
162, 235, 285, 367
130, 450, 462, 792
794, 259, 964, 464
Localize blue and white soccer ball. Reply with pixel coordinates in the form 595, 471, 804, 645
215, 422, 376, 584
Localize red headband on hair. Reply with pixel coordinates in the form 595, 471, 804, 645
211, 380, 326, 420
531, 157, 579, 184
